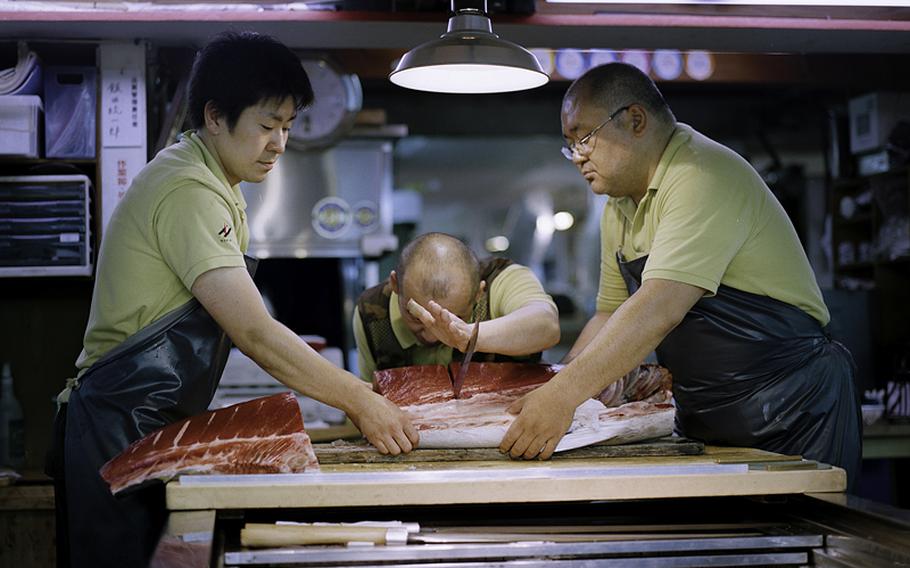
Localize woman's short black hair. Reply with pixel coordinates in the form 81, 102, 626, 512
187, 31, 314, 131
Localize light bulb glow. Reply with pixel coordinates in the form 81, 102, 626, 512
390, 64, 549, 94
536, 215, 555, 236
553, 211, 575, 231
485, 235, 511, 252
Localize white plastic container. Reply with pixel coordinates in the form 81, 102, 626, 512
0, 95, 42, 158
45, 67, 96, 159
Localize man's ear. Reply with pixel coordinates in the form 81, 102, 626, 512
390, 270, 400, 295
629, 104, 648, 136
203, 101, 224, 135
475, 280, 487, 303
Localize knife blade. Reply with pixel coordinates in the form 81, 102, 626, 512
452, 322, 479, 399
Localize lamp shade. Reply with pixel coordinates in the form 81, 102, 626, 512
390, 11, 549, 94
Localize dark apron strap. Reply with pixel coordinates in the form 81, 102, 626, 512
615, 249, 862, 489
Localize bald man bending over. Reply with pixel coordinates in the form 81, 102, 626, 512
354, 232, 560, 382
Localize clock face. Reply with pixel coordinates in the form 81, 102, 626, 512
289, 58, 363, 149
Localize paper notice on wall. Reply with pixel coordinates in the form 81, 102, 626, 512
99, 42, 148, 238
100, 43, 147, 148
100, 146, 146, 230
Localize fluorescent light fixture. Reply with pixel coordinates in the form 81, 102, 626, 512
390, 0, 549, 94
545, 0, 910, 5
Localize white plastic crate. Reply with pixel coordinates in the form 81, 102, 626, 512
0, 95, 42, 158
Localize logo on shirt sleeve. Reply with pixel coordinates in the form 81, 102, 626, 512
217, 222, 233, 242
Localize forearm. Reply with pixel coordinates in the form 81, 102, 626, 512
476, 301, 560, 355
562, 310, 613, 363
192, 267, 371, 416
194, 267, 417, 453
235, 320, 371, 415
549, 280, 700, 406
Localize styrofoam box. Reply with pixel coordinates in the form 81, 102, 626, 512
0, 95, 43, 158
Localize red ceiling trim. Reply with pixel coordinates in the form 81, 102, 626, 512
0, 9, 908, 31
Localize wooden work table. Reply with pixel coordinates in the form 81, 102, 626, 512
166, 445, 846, 511
0, 470, 55, 568
155, 447, 910, 568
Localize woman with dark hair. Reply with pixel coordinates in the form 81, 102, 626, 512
50, 31, 418, 568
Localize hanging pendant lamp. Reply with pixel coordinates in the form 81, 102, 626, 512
389, 0, 549, 94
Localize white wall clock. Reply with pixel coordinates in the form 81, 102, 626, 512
289, 57, 363, 149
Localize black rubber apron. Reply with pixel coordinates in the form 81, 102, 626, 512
54, 256, 257, 568
616, 250, 862, 488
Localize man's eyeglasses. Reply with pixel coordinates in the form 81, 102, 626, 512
561, 105, 632, 161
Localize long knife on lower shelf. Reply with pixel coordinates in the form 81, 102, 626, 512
239, 522, 767, 547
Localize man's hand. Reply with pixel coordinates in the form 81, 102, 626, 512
347, 389, 420, 455
406, 298, 472, 351
499, 383, 576, 460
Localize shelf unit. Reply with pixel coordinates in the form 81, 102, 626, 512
831, 168, 909, 274
0, 41, 105, 490
0, 40, 100, 279
830, 167, 910, 392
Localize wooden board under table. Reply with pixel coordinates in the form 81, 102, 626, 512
166, 446, 847, 511
313, 436, 704, 464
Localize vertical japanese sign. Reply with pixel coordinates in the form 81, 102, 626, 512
100, 43, 148, 233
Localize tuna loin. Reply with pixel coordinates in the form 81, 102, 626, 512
449, 362, 563, 400
373, 364, 455, 406
374, 362, 675, 450
100, 392, 319, 494
596, 364, 674, 407
374, 362, 562, 406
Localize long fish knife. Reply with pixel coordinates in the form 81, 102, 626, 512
452, 322, 479, 399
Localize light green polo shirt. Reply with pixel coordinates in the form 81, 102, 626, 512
353, 264, 557, 382
71, 131, 249, 386
596, 123, 829, 326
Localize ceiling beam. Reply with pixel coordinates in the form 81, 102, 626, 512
1, 8, 909, 53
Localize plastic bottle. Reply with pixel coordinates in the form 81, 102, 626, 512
0, 363, 25, 469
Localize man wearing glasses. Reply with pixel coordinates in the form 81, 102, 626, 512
499, 62, 861, 489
